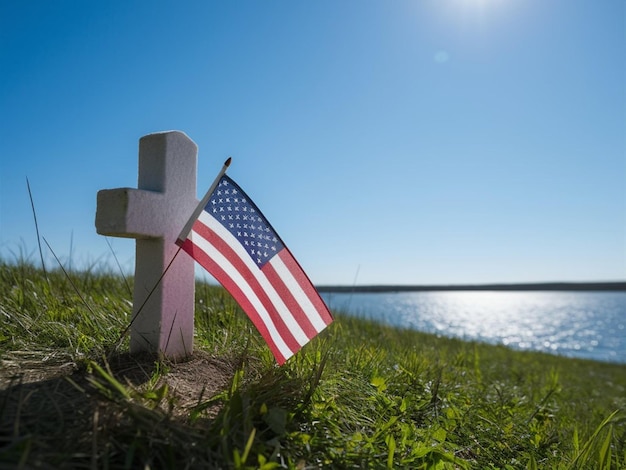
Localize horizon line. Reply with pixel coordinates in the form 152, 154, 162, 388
316, 281, 626, 293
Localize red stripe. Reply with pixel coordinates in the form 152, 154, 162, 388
277, 249, 334, 325
192, 220, 302, 353
262, 258, 318, 339
180, 237, 288, 365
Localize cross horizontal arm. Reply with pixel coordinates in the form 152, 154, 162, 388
96, 188, 198, 239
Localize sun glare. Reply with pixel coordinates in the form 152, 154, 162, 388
435, 0, 519, 31
458, 0, 500, 6
454, 0, 507, 14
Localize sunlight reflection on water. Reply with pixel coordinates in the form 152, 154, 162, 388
320, 291, 626, 363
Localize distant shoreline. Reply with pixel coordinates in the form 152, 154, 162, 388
316, 282, 626, 293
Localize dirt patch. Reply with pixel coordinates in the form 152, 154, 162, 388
0, 348, 237, 434
158, 351, 235, 413
100, 349, 237, 417
1, 349, 235, 399
0, 349, 238, 467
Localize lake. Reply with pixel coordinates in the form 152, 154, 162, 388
319, 290, 626, 364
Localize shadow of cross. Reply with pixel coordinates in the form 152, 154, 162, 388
95, 131, 198, 360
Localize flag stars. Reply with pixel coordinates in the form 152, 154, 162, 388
212, 176, 284, 267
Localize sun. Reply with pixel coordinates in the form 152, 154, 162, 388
446, 0, 514, 22
458, 0, 499, 5
454, 0, 509, 10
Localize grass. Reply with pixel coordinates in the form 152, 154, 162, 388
1, 259, 625, 469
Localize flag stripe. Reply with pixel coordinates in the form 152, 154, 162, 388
265, 251, 331, 334
180, 237, 288, 363
261, 260, 319, 339
195, 211, 311, 345
276, 249, 334, 326
188, 218, 302, 358
178, 232, 293, 364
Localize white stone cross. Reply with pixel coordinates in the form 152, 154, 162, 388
95, 131, 198, 360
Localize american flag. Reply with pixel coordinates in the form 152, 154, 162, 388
177, 174, 333, 365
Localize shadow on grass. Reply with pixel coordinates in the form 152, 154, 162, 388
0, 351, 238, 469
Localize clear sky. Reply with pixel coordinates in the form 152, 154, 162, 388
1, 0, 624, 286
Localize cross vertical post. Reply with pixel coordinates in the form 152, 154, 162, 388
95, 131, 198, 360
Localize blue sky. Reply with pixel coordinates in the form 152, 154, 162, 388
1, 0, 624, 285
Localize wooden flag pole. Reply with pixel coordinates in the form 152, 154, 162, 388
177, 157, 232, 244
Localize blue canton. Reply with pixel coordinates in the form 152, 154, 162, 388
206, 175, 284, 267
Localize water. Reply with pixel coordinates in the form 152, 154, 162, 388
320, 291, 626, 364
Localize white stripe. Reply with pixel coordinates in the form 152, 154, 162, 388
269, 254, 328, 332
197, 211, 309, 345
189, 226, 293, 360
